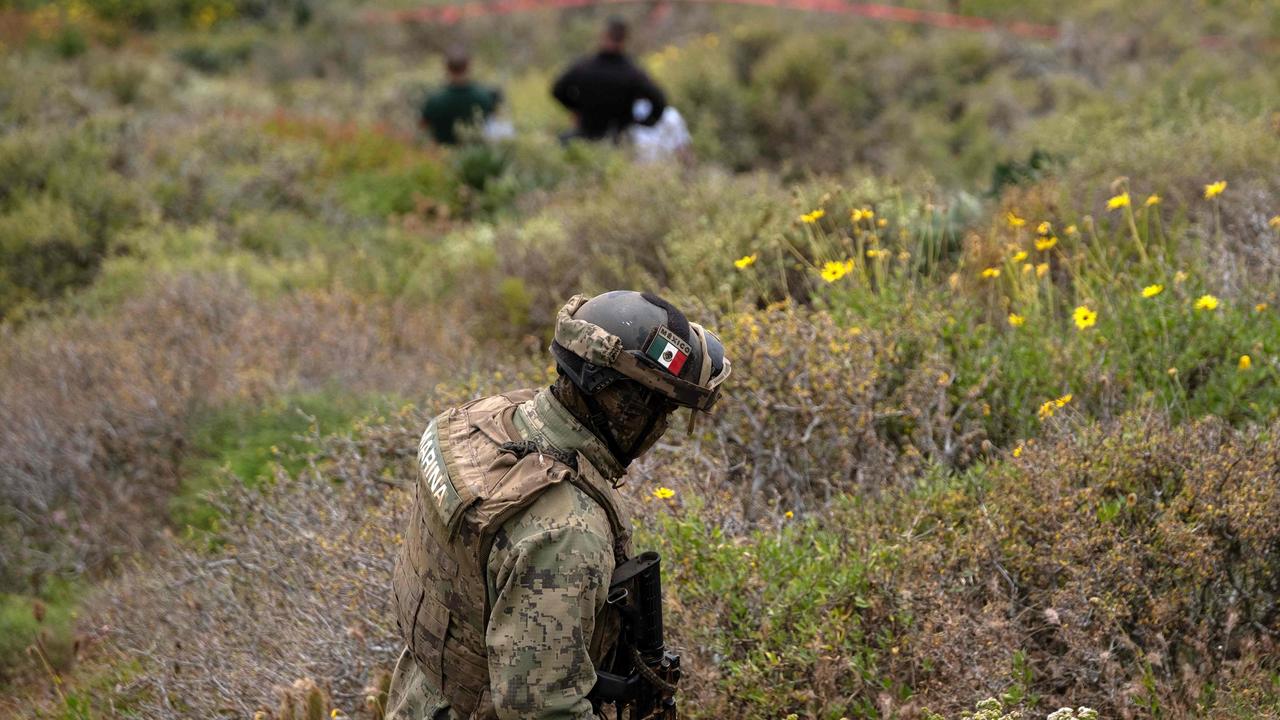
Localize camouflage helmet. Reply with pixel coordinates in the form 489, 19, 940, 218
551, 291, 731, 411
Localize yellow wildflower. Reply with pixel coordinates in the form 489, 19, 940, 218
1036, 262, 1049, 278
1037, 393, 1074, 420
1036, 221, 1052, 235
784, 510, 794, 519
1006, 211, 1026, 228
1012, 250, 1028, 262
1013, 445, 1024, 458
1204, 180, 1227, 199
734, 253, 758, 269
1035, 236, 1058, 252
1022, 263, 1033, 274
820, 260, 854, 283
1270, 215, 1280, 229
1256, 303, 1269, 312
195, 5, 219, 30
1194, 294, 1220, 311
652, 487, 676, 500
1167, 367, 1178, 377
1107, 192, 1131, 210
866, 249, 890, 260
862, 208, 875, 219
800, 209, 826, 224
66, 0, 89, 22
1145, 194, 1161, 207
1073, 305, 1098, 330
1239, 355, 1252, 371
1141, 284, 1164, 298
981, 267, 1001, 279
1008, 313, 1025, 328
877, 218, 888, 227
1175, 270, 1189, 284
851, 209, 864, 222
1065, 224, 1079, 235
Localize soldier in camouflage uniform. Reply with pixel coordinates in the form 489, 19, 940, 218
388, 291, 731, 720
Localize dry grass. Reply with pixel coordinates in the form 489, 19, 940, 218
889, 414, 1280, 717
91, 434, 409, 718
0, 273, 473, 594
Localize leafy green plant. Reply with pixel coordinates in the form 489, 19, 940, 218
171, 392, 379, 534
0, 579, 79, 682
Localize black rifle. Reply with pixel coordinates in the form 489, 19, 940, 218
589, 551, 681, 720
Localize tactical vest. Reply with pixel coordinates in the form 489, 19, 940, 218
391, 390, 632, 719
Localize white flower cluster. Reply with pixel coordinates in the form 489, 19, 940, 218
927, 698, 1099, 720
1047, 707, 1099, 720
926, 699, 1101, 720
962, 698, 1023, 720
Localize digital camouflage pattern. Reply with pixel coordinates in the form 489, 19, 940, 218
554, 295, 624, 368
389, 388, 632, 720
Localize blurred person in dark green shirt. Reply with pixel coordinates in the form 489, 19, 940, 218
421, 48, 501, 145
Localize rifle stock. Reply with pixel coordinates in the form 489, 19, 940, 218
589, 551, 681, 719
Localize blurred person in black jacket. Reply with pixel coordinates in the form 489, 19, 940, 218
552, 17, 667, 143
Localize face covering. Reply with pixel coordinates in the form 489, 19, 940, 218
587, 380, 677, 464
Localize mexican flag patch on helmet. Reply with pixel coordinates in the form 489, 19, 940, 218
645, 326, 692, 375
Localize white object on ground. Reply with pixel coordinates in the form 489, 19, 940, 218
630, 100, 691, 163
483, 117, 515, 141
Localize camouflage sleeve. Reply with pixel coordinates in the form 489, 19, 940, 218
485, 483, 615, 719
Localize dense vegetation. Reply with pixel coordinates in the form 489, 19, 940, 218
2, 0, 1280, 717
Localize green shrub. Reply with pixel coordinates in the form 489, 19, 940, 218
473, 134, 623, 216
0, 123, 146, 319
0, 195, 96, 316
640, 504, 903, 718
84, 0, 165, 30
87, 55, 154, 105
0, 580, 79, 682
171, 392, 381, 534
337, 161, 451, 218
173, 34, 255, 74
51, 23, 87, 58
57, 0, 312, 31
452, 142, 509, 193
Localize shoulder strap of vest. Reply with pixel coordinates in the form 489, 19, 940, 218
495, 441, 630, 565
567, 466, 631, 565
438, 392, 633, 597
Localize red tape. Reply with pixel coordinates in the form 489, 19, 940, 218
363, 0, 1060, 40
361, 1, 1280, 52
